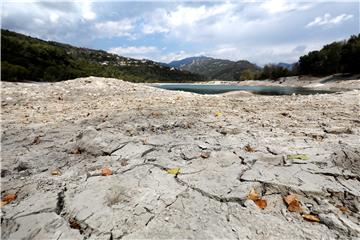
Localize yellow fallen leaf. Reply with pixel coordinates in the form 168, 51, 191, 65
166, 168, 180, 175
302, 214, 320, 222
214, 112, 222, 117
101, 168, 112, 176
51, 169, 62, 176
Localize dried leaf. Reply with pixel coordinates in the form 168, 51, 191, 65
288, 201, 302, 212
71, 148, 82, 154
69, 218, 82, 230
166, 168, 180, 175
101, 168, 112, 176
336, 205, 349, 213
254, 199, 267, 209
120, 159, 129, 166
51, 169, 62, 176
214, 112, 222, 117
302, 214, 320, 222
287, 154, 309, 160
248, 188, 259, 201
284, 194, 302, 212
244, 144, 256, 152
1, 194, 17, 204
32, 136, 41, 145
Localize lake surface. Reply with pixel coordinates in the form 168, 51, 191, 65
155, 84, 335, 95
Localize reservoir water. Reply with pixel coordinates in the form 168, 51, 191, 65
155, 84, 335, 95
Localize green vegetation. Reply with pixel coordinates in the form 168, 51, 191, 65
257, 34, 360, 80
2, 29, 359, 82
299, 34, 360, 76
239, 69, 257, 81
1, 29, 204, 82
256, 64, 294, 80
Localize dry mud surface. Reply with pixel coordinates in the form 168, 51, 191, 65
1, 77, 360, 239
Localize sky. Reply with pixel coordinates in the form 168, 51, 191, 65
1, 0, 359, 65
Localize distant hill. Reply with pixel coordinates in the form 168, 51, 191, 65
168, 56, 213, 69
277, 62, 295, 70
169, 56, 260, 81
1, 29, 205, 82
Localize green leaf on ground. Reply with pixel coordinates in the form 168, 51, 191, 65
166, 168, 180, 175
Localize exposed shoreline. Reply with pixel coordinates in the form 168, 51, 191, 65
198, 74, 360, 91
1, 77, 360, 239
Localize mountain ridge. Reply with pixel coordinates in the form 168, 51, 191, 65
1, 29, 205, 82
169, 56, 260, 81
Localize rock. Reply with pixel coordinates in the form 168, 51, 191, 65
324, 127, 353, 134
64, 165, 186, 236
75, 127, 125, 156
240, 161, 345, 194
331, 145, 360, 176
1, 168, 10, 177
14, 161, 31, 172
3, 213, 82, 240
319, 213, 349, 234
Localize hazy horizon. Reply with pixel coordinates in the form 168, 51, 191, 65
2, 0, 359, 65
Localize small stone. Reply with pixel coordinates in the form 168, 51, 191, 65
14, 161, 30, 172
1, 169, 10, 178
200, 152, 210, 159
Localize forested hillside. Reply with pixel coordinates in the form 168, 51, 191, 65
258, 34, 360, 79
1, 29, 204, 82
299, 34, 360, 76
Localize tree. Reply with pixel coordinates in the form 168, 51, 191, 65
239, 69, 255, 81
341, 34, 360, 73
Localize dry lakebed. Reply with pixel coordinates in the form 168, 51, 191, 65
1, 77, 360, 239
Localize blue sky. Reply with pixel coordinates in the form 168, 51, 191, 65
2, 0, 359, 65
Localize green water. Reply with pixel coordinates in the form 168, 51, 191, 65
155, 84, 336, 96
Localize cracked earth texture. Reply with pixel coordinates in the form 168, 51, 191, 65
1, 77, 360, 239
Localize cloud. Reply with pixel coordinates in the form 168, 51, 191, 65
95, 19, 134, 38
306, 13, 353, 28
80, 0, 96, 20
140, 1, 316, 44
2, 1, 358, 65
108, 46, 159, 59
1, 1, 96, 41
141, 2, 236, 35
260, 0, 312, 15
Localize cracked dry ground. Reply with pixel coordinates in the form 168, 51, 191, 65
1, 77, 360, 239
